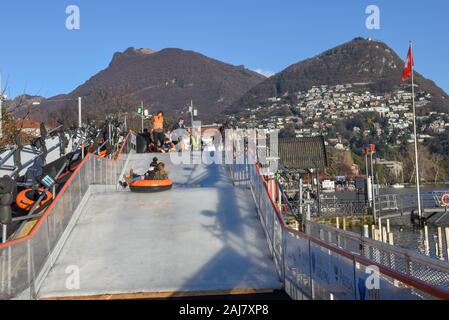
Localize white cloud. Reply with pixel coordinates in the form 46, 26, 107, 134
253, 69, 276, 78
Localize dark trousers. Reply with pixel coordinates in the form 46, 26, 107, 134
153, 131, 165, 146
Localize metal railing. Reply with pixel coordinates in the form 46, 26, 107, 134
229, 160, 449, 300
0, 133, 134, 300
378, 194, 400, 213
319, 196, 369, 217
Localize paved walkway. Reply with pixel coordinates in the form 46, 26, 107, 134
38, 154, 282, 299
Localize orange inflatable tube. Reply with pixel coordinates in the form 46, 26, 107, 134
441, 194, 449, 207
98, 149, 108, 158
16, 188, 53, 212
129, 179, 173, 193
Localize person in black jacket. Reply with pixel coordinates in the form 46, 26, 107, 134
173, 118, 186, 131
142, 129, 152, 152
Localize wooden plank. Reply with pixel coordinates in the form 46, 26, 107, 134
41, 288, 276, 300
14, 219, 39, 238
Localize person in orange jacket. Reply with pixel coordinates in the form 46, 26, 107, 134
151, 111, 165, 147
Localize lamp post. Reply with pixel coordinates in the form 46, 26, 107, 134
188, 100, 198, 127
0, 76, 5, 140
369, 144, 377, 222
78, 97, 82, 129
136, 103, 149, 133
140, 101, 144, 133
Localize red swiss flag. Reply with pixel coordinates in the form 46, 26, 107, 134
402, 44, 414, 81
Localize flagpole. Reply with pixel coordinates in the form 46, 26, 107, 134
410, 41, 423, 220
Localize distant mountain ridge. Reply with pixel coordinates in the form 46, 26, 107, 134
17, 39, 449, 125
228, 38, 449, 114
30, 47, 265, 123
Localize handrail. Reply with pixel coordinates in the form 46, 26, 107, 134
313, 221, 449, 272
0, 132, 132, 250
276, 172, 449, 273
284, 226, 449, 300
251, 163, 449, 300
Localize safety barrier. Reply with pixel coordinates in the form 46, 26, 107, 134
0, 133, 134, 300
228, 163, 250, 187
231, 160, 449, 300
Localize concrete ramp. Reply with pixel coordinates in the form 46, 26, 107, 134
37, 153, 282, 299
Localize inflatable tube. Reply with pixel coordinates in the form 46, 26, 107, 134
441, 194, 449, 207
129, 179, 173, 193
16, 188, 53, 212
98, 149, 108, 158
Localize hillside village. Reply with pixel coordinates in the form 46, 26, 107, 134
228, 83, 448, 141
227, 83, 449, 183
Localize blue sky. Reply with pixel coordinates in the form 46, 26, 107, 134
1, 0, 448, 98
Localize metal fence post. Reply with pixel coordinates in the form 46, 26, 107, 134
281, 227, 286, 289
352, 258, 358, 300
308, 239, 315, 300
1, 249, 5, 293
7, 246, 11, 296
93, 158, 96, 184
27, 240, 34, 300
1, 224, 7, 244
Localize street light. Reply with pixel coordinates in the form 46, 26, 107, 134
136, 102, 149, 133
188, 100, 198, 127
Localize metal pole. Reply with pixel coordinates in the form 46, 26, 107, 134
438, 227, 444, 260
2, 224, 7, 244
109, 123, 112, 146
363, 225, 369, 238
410, 42, 423, 220
316, 170, 321, 216
370, 151, 377, 222
445, 227, 449, 262
299, 178, 303, 219
365, 153, 369, 177
365, 151, 370, 208
0, 94, 2, 140
424, 224, 430, 256
190, 100, 195, 127
0, 75, 3, 140
78, 97, 82, 128
141, 101, 144, 133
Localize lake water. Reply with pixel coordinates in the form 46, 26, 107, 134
350, 224, 447, 260
337, 185, 449, 261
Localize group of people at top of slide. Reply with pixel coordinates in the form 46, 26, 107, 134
119, 111, 225, 189
140, 111, 206, 153
118, 112, 189, 189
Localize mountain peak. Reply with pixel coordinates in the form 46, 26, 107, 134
110, 47, 155, 66
229, 37, 449, 114
33, 47, 265, 124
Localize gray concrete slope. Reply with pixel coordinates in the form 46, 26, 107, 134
38, 153, 281, 299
